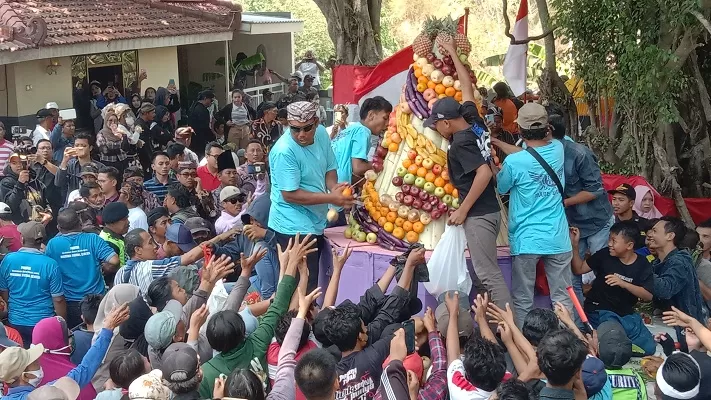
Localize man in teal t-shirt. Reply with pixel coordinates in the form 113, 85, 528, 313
268, 101, 353, 291
331, 97, 393, 184
496, 103, 573, 327
0, 222, 65, 346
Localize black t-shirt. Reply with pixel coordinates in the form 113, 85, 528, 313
584, 248, 654, 316
335, 338, 390, 400
447, 129, 500, 217
691, 350, 711, 400
615, 212, 651, 250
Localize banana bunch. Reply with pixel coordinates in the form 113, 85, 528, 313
397, 112, 447, 166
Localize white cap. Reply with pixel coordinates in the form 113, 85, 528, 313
219, 186, 242, 203
46, 102, 59, 110
0, 202, 11, 215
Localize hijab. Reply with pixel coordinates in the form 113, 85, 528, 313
633, 185, 663, 219
130, 94, 142, 116
32, 316, 98, 400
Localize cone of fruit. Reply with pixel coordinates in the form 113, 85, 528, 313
345, 17, 479, 250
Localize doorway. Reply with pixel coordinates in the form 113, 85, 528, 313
88, 64, 124, 93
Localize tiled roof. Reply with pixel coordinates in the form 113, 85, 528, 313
241, 13, 302, 24
0, 0, 239, 52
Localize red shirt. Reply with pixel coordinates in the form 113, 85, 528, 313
196, 165, 221, 192
0, 224, 22, 252
268, 339, 318, 400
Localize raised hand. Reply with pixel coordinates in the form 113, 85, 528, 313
298, 287, 322, 319
277, 237, 294, 272
445, 291, 459, 315
240, 248, 268, 276
553, 302, 574, 325
406, 247, 426, 268
487, 302, 515, 327
103, 302, 130, 330
569, 227, 580, 246
190, 304, 209, 332
202, 254, 235, 284
423, 307, 436, 333
332, 242, 352, 271
498, 321, 514, 344
471, 292, 489, 323
662, 306, 695, 328
285, 233, 318, 276
243, 224, 267, 242
389, 328, 407, 362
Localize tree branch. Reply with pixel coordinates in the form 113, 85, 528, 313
652, 137, 696, 228
502, 0, 554, 45
690, 9, 711, 34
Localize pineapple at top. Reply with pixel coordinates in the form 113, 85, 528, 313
412, 17, 471, 58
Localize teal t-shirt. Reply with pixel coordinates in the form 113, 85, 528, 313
268, 125, 337, 235
0, 248, 64, 326
496, 140, 572, 255
331, 122, 371, 184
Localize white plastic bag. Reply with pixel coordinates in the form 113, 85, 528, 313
423, 225, 472, 297
199, 280, 229, 336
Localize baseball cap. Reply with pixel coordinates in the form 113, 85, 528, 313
0, 344, 45, 383
597, 320, 633, 368
28, 377, 81, 400
18, 221, 46, 242
184, 217, 211, 235
219, 186, 244, 203
45, 102, 59, 110
0, 202, 11, 215
262, 88, 273, 96
304, 74, 315, 81
0, 321, 19, 348
37, 108, 53, 119
165, 223, 197, 253
607, 183, 636, 200
516, 103, 549, 130
79, 163, 100, 178
582, 356, 608, 397
144, 300, 183, 351
128, 370, 170, 400
161, 343, 199, 384
435, 293, 474, 338
423, 97, 463, 128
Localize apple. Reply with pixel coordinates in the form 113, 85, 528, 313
438, 202, 449, 212
408, 210, 420, 222
430, 198, 440, 207
408, 150, 418, 160
401, 184, 411, 195
396, 166, 407, 177
441, 65, 452, 76
419, 190, 429, 202
376, 146, 388, 158
452, 198, 459, 209
403, 173, 416, 185
431, 210, 442, 220
415, 155, 424, 166
403, 195, 413, 206
443, 55, 453, 65
426, 52, 436, 62
433, 59, 444, 69
442, 194, 453, 206
414, 177, 426, 188
366, 232, 377, 243
372, 161, 383, 173
422, 202, 433, 212
353, 223, 361, 232
410, 186, 420, 197
420, 212, 432, 225
355, 231, 367, 242
434, 187, 446, 198
432, 164, 442, 175
380, 194, 393, 206
344, 227, 353, 239
395, 192, 404, 203
422, 158, 434, 169
392, 176, 403, 187
424, 182, 436, 193
412, 199, 423, 209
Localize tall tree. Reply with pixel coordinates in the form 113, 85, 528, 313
312, 0, 384, 65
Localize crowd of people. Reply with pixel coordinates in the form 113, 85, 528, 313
0, 38, 710, 400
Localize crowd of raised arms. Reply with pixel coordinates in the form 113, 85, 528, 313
0, 42, 711, 400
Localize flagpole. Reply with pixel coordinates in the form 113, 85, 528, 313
464, 7, 470, 35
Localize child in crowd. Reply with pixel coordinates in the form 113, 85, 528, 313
596, 320, 648, 399
70, 294, 103, 365
536, 329, 589, 400
570, 221, 656, 355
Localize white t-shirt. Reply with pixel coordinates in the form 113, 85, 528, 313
128, 207, 149, 232
31, 125, 49, 146
447, 359, 512, 400
297, 61, 321, 86
66, 189, 81, 205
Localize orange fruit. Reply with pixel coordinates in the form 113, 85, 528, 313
416, 167, 427, 178
434, 84, 446, 95
444, 183, 454, 194
392, 227, 405, 240
445, 87, 456, 97
377, 216, 387, 227
425, 172, 436, 182
386, 212, 397, 223
454, 91, 463, 102
434, 177, 446, 187
390, 132, 402, 144
406, 231, 419, 243
452, 188, 459, 198
438, 93, 447, 99
427, 81, 437, 90
417, 76, 428, 85
414, 68, 423, 78
384, 222, 394, 233
369, 191, 379, 203
407, 164, 419, 175
380, 207, 390, 215
372, 211, 382, 221
402, 221, 413, 232
388, 142, 399, 152
395, 217, 405, 227
402, 159, 412, 169
413, 222, 425, 233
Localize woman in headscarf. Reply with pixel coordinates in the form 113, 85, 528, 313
634, 185, 663, 219
151, 105, 173, 152
129, 94, 142, 117
32, 316, 98, 400
251, 101, 281, 150
96, 110, 130, 171
153, 87, 181, 132
91, 284, 140, 392
114, 104, 143, 170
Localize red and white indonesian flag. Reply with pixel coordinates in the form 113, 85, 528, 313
502, 0, 529, 96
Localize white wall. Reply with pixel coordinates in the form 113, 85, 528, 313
230, 32, 294, 89
10, 57, 73, 116
138, 47, 180, 93
182, 41, 228, 105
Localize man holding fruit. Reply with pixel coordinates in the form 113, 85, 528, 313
268, 101, 354, 291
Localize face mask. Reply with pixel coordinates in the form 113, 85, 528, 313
125, 117, 135, 126
24, 367, 44, 387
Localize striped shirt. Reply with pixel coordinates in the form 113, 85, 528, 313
114, 256, 181, 297
144, 175, 176, 204
0, 140, 14, 176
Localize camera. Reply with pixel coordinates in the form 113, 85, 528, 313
11, 128, 37, 170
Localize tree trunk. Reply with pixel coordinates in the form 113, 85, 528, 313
534, 0, 556, 71
653, 132, 695, 228
312, 0, 383, 65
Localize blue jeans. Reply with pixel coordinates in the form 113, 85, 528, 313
589, 310, 656, 356
573, 217, 614, 328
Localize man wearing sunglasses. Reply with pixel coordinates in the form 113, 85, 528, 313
268, 101, 354, 292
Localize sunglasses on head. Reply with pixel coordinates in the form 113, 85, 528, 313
289, 123, 315, 133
